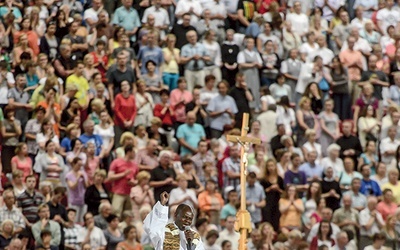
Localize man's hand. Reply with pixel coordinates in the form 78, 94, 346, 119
160, 191, 169, 206
184, 228, 194, 243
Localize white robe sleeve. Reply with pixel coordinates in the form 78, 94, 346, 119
143, 201, 169, 249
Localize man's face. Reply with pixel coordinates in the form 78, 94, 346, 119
340, 11, 349, 23
251, 231, 262, 244
308, 152, 317, 163
186, 114, 196, 126
123, 0, 132, 8
368, 56, 377, 70
175, 208, 194, 230
230, 147, 239, 158
39, 207, 50, 219
343, 196, 352, 207
117, 55, 128, 66
4, 193, 15, 208
18, 76, 27, 87
352, 179, 361, 191
148, 140, 158, 153
198, 142, 207, 153
247, 176, 256, 186
160, 154, 171, 166
62, 47, 72, 57
26, 177, 36, 190
187, 32, 197, 44
147, 16, 155, 27
294, 1, 301, 13
388, 127, 397, 138
70, 22, 78, 34
225, 217, 236, 230
182, 15, 191, 26
218, 83, 228, 95
321, 209, 332, 220
93, 0, 101, 9
76, 64, 84, 75
85, 122, 95, 134
362, 166, 371, 178
67, 211, 76, 223
342, 123, 351, 135
53, 193, 65, 204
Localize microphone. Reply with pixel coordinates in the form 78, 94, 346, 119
185, 226, 192, 250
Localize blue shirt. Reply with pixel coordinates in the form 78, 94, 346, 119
112, 6, 141, 41
299, 162, 324, 181
206, 94, 238, 131
79, 134, 103, 156
180, 42, 209, 70
360, 179, 382, 196
237, 182, 266, 223
137, 46, 164, 74
176, 123, 205, 157
60, 137, 72, 152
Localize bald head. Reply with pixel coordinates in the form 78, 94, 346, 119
186, 31, 197, 44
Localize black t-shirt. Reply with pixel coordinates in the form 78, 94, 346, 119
185, 101, 206, 125
229, 86, 252, 121
360, 70, 388, 100
237, 0, 256, 28
106, 65, 136, 94
150, 165, 177, 202
171, 24, 196, 49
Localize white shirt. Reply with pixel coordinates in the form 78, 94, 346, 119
237, 49, 263, 64
359, 208, 385, 236
175, 0, 203, 26
94, 124, 115, 150
144, 202, 205, 250
353, 0, 378, 19
222, 0, 239, 14
169, 187, 198, 209
215, 229, 240, 250
286, 12, 309, 36
380, 137, 400, 164
300, 42, 320, 60
320, 157, 344, 178
202, 41, 222, 66
341, 37, 372, 55
257, 110, 278, 142
142, 6, 170, 27
296, 62, 313, 94
309, 47, 335, 65
79, 227, 107, 250
377, 8, 400, 35
208, 1, 227, 27
314, 0, 344, 21
83, 8, 101, 24
350, 17, 372, 30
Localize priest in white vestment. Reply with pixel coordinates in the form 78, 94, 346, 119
144, 191, 205, 250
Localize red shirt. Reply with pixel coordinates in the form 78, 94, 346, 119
113, 93, 137, 127
109, 158, 139, 195
153, 103, 175, 126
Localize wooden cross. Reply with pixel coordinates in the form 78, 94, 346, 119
227, 113, 261, 250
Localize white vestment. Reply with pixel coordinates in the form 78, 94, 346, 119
144, 201, 205, 250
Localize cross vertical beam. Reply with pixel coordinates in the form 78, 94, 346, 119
226, 113, 261, 250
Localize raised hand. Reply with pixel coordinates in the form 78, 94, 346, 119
160, 191, 169, 206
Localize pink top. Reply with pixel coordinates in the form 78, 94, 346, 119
85, 157, 100, 184
339, 49, 364, 81
130, 185, 154, 220
170, 89, 193, 123
110, 158, 139, 195
377, 201, 397, 221
11, 156, 32, 181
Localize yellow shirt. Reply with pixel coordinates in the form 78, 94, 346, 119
381, 182, 400, 204
66, 74, 89, 107
162, 48, 180, 74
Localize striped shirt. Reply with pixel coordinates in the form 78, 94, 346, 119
64, 224, 83, 249
17, 190, 44, 223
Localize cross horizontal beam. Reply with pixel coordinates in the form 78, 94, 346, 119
226, 135, 261, 145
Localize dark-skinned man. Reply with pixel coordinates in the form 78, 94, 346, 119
144, 191, 205, 250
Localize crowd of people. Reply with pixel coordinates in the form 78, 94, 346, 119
1, 0, 400, 249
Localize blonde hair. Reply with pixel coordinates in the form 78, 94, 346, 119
91, 98, 105, 110
12, 170, 23, 178
150, 117, 162, 126
1, 219, 14, 233
119, 132, 136, 146
299, 96, 311, 109
136, 171, 151, 182
94, 169, 107, 178
95, 83, 106, 91
305, 129, 316, 138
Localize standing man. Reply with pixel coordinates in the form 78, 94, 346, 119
136, 31, 164, 77
229, 73, 253, 128
176, 111, 206, 157
63, 21, 88, 60
17, 175, 44, 227
144, 191, 204, 249
206, 81, 238, 139
181, 30, 210, 90
107, 144, 139, 217
8, 74, 31, 131
112, 0, 141, 43
150, 151, 178, 202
